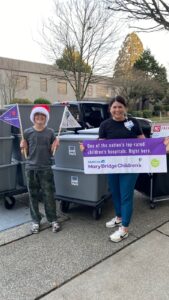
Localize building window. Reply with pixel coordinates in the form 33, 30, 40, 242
40, 78, 47, 92
86, 85, 93, 97
15, 75, 27, 90
96, 85, 108, 97
107, 88, 113, 97
58, 81, 67, 95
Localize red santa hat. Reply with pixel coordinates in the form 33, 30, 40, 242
30, 104, 50, 125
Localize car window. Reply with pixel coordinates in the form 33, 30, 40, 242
83, 105, 93, 118
83, 104, 108, 119
82, 104, 107, 127
68, 104, 80, 120
67, 102, 110, 129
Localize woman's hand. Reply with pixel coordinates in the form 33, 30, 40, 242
51, 138, 60, 153
137, 134, 145, 139
79, 142, 85, 152
164, 137, 169, 153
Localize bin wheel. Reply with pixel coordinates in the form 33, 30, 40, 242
4, 196, 16, 209
150, 202, 155, 209
60, 201, 70, 213
93, 207, 102, 220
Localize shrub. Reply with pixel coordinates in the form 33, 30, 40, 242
34, 98, 51, 104
153, 111, 162, 116
154, 104, 162, 111
142, 110, 152, 118
162, 105, 169, 111
10, 98, 33, 104
131, 111, 143, 117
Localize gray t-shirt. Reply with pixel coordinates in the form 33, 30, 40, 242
24, 127, 55, 170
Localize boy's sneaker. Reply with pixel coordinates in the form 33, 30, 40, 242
31, 223, 40, 234
109, 227, 128, 243
106, 217, 122, 228
52, 221, 61, 233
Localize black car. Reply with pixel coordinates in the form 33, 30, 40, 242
54, 101, 152, 137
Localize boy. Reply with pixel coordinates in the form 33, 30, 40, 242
20, 104, 60, 234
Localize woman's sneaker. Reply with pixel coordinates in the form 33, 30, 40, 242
109, 227, 128, 243
31, 223, 40, 234
52, 221, 61, 233
106, 217, 122, 228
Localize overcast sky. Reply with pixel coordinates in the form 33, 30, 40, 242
0, 0, 169, 75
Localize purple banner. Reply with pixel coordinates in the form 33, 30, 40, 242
83, 138, 166, 157
0, 105, 20, 128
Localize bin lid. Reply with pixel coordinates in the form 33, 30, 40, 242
0, 136, 14, 140
0, 161, 18, 168
77, 128, 99, 134
59, 134, 98, 141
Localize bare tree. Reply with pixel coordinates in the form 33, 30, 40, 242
40, 0, 123, 100
0, 71, 18, 106
106, 0, 169, 32
113, 68, 167, 110
0, 58, 29, 107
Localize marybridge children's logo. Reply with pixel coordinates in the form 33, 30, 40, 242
150, 158, 160, 168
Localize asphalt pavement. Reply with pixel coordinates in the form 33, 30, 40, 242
0, 191, 169, 300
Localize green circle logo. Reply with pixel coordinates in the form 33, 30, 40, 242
151, 159, 160, 168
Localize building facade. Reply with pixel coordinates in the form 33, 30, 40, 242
0, 57, 114, 107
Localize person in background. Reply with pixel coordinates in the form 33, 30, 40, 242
99, 96, 145, 242
20, 104, 60, 234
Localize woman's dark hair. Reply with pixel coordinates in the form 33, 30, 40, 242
109, 95, 127, 108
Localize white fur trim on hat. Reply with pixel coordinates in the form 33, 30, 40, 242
30, 106, 50, 125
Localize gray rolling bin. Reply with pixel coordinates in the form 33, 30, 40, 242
54, 134, 98, 169
0, 162, 18, 192
0, 161, 27, 210
0, 109, 27, 210
0, 108, 11, 137
53, 134, 109, 219
0, 136, 14, 164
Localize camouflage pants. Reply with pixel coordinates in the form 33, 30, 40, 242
26, 169, 57, 224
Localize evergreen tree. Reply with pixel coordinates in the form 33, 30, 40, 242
112, 44, 168, 110
113, 32, 144, 78
56, 46, 91, 73
134, 49, 168, 93
129, 49, 169, 109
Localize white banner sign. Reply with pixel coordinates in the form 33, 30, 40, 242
151, 123, 169, 138
82, 138, 167, 174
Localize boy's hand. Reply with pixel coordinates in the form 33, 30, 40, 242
20, 139, 28, 157
51, 138, 60, 153
20, 139, 27, 149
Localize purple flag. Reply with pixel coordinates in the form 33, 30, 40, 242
0, 105, 20, 128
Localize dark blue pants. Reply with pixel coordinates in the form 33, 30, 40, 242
108, 173, 138, 227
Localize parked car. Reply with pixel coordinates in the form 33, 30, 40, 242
53, 101, 152, 137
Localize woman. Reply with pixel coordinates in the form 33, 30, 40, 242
99, 95, 145, 242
